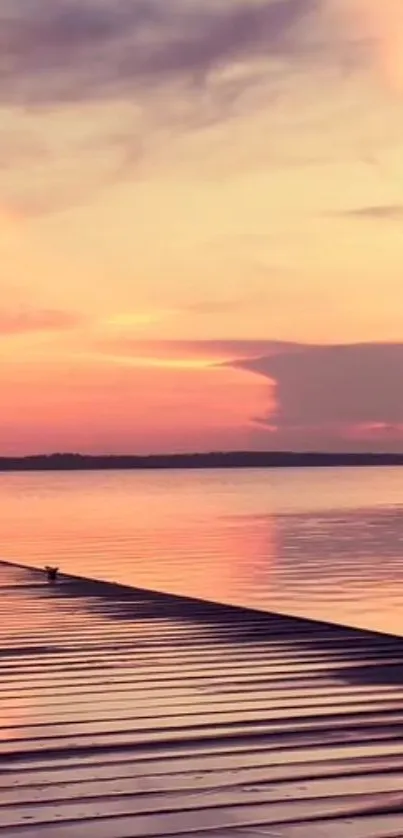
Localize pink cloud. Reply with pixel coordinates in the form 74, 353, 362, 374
336, 0, 403, 93
0, 309, 84, 335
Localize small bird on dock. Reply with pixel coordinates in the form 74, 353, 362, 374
45, 566, 59, 582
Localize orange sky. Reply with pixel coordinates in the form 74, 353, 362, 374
1, 0, 403, 454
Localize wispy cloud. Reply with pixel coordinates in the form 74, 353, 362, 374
334, 205, 403, 220
0, 0, 317, 106
0, 0, 326, 216
1, 0, 399, 220
0, 309, 83, 336
92, 338, 296, 363
337, 0, 403, 94
185, 295, 263, 315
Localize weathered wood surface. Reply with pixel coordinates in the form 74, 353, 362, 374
1, 560, 403, 837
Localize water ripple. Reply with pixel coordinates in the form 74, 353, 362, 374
1, 467, 403, 635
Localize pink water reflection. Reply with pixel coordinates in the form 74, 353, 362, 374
1, 467, 403, 634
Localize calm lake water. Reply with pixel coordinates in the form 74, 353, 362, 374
1, 466, 403, 636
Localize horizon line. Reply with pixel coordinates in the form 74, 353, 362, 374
0, 450, 403, 470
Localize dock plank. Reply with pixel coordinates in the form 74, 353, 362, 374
1, 560, 403, 837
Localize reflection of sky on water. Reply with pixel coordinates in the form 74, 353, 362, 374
241, 508, 403, 634
0, 468, 403, 634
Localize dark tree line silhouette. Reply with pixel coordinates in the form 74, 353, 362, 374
0, 451, 403, 472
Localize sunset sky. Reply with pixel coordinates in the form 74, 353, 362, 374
2, 0, 403, 454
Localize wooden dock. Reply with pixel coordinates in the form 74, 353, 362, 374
1, 560, 403, 837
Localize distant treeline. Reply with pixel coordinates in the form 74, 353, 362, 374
1, 451, 403, 472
